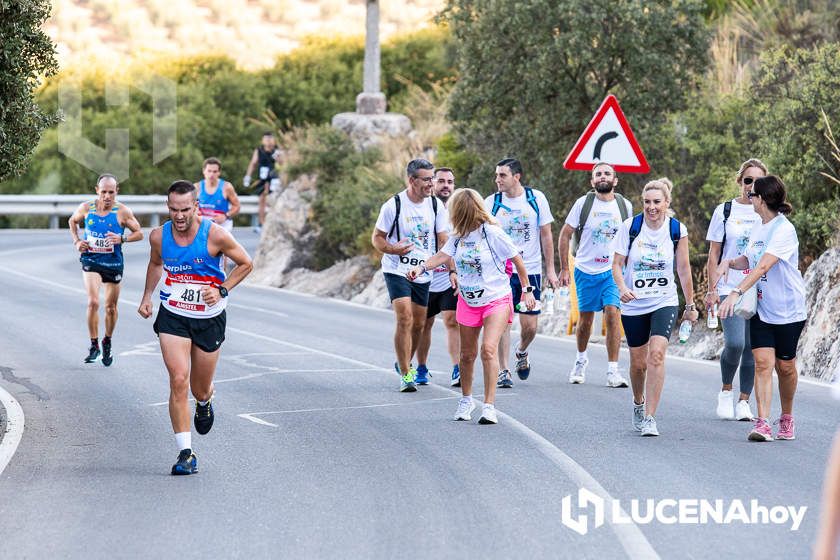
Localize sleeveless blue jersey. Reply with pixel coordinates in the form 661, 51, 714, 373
159, 219, 227, 319
81, 201, 124, 270
198, 179, 230, 219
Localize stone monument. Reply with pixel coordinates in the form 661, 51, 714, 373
331, 0, 412, 149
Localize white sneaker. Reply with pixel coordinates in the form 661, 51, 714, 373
454, 398, 475, 421
735, 399, 754, 421
633, 401, 645, 431
606, 371, 628, 388
640, 415, 659, 437
569, 358, 588, 384
716, 390, 735, 419
478, 404, 498, 425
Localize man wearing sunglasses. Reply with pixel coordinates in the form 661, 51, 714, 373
558, 162, 632, 387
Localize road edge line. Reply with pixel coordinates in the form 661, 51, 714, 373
0, 384, 25, 477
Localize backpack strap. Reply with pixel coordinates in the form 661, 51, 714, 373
431, 195, 438, 252
669, 217, 681, 253
571, 191, 596, 257
718, 200, 732, 264
627, 213, 645, 255
614, 193, 629, 222
524, 186, 540, 220
491, 192, 505, 216
387, 194, 401, 241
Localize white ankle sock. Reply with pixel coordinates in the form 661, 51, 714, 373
577, 351, 588, 362
460, 395, 472, 403
175, 432, 191, 451
608, 362, 618, 373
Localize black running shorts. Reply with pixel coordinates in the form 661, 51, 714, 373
620, 306, 679, 348
749, 316, 805, 360
383, 272, 430, 306
427, 286, 457, 318
153, 305, 226, 353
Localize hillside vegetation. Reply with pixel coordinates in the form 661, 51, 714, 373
45, 0, 445, 69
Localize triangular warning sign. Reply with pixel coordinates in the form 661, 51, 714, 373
563, 94, 650, 174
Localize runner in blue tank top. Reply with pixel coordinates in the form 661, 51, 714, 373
138, 180, 252, 476
195, 157, 240, 233
68, 174, 143, 366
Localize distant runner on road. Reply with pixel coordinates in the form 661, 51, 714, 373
68, 173, 143, 366
243, 132, 283, 233
138, 180, 252, 476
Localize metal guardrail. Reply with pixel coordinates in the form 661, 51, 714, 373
0, 194, 260, 228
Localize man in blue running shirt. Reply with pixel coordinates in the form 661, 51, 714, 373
68, 174, 143, 366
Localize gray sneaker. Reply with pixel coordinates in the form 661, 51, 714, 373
640, 415, 659, 437
497, 369, 514, 388
633, 401, 645, 431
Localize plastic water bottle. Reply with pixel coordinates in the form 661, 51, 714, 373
541, 288, 555, 315
516, 301, 541, 312
557, 285, 570, 310
707, 303, 719, 329
678, 320, 692, 344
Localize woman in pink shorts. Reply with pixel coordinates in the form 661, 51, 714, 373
408, 188, 535, 424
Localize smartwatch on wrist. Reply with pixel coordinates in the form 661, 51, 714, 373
733, 287, 744, 296
523, 285, 535, 293
218, 286, 229, 298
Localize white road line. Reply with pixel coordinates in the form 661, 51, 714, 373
226, 326, 660, 560
227, 302, 288, 318
0, 384, 25, 477
239, 395, 460, 423
0, 243, 68, 258
239, 393, 519, 423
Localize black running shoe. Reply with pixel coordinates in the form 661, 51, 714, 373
194, 398, 214, 435
171, 449, 198, 475
101, 339, 113, 367
84, 345, 100, 363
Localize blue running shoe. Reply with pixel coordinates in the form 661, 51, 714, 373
84, 344, 100, 364
415, 364, 430, 385
450, 364, 461, 387
171, 449, 198, 475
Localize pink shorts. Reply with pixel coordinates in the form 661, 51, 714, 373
456, 293, 513, 328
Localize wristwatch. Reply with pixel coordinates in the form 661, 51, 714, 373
733, 287, 744, 296
523, 285, 535, 293
685, 303, 696, 311
218, 286, 229, 298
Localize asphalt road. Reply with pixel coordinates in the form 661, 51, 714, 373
0, 228, 837, 559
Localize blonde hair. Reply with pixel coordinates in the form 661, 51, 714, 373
642, 177, 675, 217
736, 158, 768, 182
449, 188, 496, 237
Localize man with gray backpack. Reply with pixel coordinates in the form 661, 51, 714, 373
558, 162, 631, 387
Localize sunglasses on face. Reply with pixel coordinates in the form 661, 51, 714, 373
742, 176, 759, 185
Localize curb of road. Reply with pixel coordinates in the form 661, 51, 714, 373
0, 383, 25, 476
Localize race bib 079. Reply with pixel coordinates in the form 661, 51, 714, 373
631, 269, 670, 298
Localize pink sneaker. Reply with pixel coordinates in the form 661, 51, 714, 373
776, 414, 796, 440
748, 418, 773, 442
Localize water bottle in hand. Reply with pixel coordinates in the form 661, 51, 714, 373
557, 285, 570, 310
541, 288, 555, 315
678, 320, 692, 344
706, 303, 718, 329
516, 301, 541, 313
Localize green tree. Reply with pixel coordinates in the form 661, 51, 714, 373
440, 0, 710, 209
0, 0, 59, 180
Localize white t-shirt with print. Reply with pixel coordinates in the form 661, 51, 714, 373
442, 223, 519, 307
706, 199, 761, 297
743, 215, 806, 325
565, 194, 632, 274
483, 188, 554, 274
374, 190, 449, 284
614, 217, 688, 316
429, 197, 453, 293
